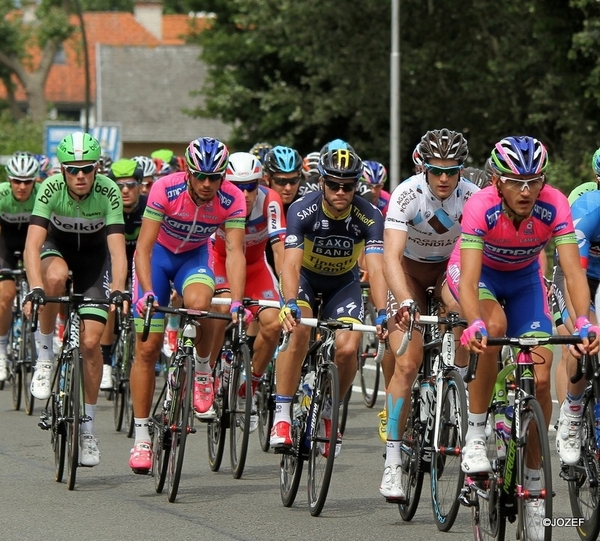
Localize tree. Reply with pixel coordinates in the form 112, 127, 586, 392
0, 0, 75, 121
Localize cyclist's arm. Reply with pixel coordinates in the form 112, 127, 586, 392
558, 241, 592, 320
272, 239, 284, 276
458, 243, 484, 325
280, 246, 303, 304
383, 227, 411, 305
364, 251, 386, 314
134, 217, 161, 293
23, 223, 47, 289
107, 232, 128, 293
224, 226, 246, 304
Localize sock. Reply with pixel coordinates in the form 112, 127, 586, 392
566, 392, 584, 416
81, 403, 96, 435
250, 371, 262, 395
35, 330, 54, 361
384, 440, 402, 467
386, 393, 404, 440
134, 418, 151, 444
194, 354, 210, 374
274, 395, 292, 424
524, 466, 542, 490
456, 365, 468, 380
101, 344, 112, 366
466, 411, 488, 443
0, 333, 8, 355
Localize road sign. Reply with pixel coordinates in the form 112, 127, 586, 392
44, 122, 122, 161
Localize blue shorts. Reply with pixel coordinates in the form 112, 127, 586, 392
132, 242, 214, 332
447, 261, 552, 337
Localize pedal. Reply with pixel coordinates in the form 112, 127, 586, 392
385, 496, 406, 504
559, 465, 578, 483
458, 487, 475, 507
38, 411, 51, 430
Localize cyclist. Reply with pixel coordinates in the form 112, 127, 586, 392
249, 141, 273, 186
209, 151, 286, 425
98, 158, 147, 390
361, 160, 390, 216
34, 154, 52, 183
132, 156, 157, 196
452, 136, 599, 539
271, 147, 388, 457
24, 132, 129, 467
97, 155, 113, 175
263, 145, 305, 211
128, 137, 247, 473
380, 128, 476, 500
0, 152, 40, 381
302, 151, 321, 193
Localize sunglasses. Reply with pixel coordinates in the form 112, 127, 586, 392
271, 175, 301, 186
190, 171, 224, 182
324, 179, 357, 193
141, 180, 153, 187
235, 181, 259, 192
116, 181, 139, 190
63, 163, 97, 175
9, 178, 35, 185
498, 174, 545, 192
424, 164, 463, 177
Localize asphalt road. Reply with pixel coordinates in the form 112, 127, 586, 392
0, 370, 585, 541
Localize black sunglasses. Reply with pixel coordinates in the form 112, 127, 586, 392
9, 178, 35, 185
116, 181, 139, 190
235, 181, 259, 192
63, 163, 97, 175
424, 164, 463, 177
190, 171, 224, 182
324, 179, 357, 193
271, 175, 301, 186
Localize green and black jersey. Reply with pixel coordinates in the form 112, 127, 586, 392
0, 182, 39, 254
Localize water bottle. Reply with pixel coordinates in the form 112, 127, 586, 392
59, 362, 66, 392
301, 371, 315, 413
164, 365, 176, 407
594, 403, 600, 449
14, 316, 21, 339
222, 350, 233, 387
495, 405, 507, 458
420, 380, 434, 423
503, 405, 514, 440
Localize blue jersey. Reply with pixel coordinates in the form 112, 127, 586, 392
571, 190, 600, 280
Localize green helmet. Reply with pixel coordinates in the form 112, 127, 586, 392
56, 132, 101, 164
108, 159, 142, 181
592, 147, 600, 176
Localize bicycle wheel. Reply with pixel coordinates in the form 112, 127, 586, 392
207, 360, 227, 472
113, 348, 125, 431
398, 388, 425, 521
229, 342, 252, 479
280, 391, 306, 507
339, 386, 351, 435
152, 407, 169, 494
430, 369, 467, 531
167, 354, 193, 503
52, 366, 66, 483
568, 391, 600, 541
308, 362, 340, 517
21, 321, 36, 415
360, 302, 380, 408
517, 398, 552, 541
471, 472, 505, 541
10, 357, 22, 411
257, 365, 275, 452
66, 349, 81, 491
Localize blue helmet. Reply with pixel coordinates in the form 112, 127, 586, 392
490, 136, 548, 175
185, 137, 229, 174
320, 139, 355, 155
264, 146, 302, 175
249, 141, 273, 164
362, 160, 387, 185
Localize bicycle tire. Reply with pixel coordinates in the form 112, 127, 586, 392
52, 371, 66, 483
66, 348, 81, 491
280, 390, 306, 507
207, 359, 227, 472
398, 386, 425, 521
517, 398, 552, 541
360, 301, 380, 408
167, 353, 194, 502
229, 343, 252, 479
568, 390, 600, 541
10, 359, 22, 411
308, 361, 340, 517
471, 471, 505, 541
21, 321, 35, 415
113, 351, 125, 431
430, 369, 467, 531
257, 365, 275, 452
152, 408, 169, 493
339, 386, 351, 436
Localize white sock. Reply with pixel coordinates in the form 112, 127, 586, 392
524, 466, 542, 490
81, 403, 96, 435
384, 440, 402, 467
134, 418, 151, 444
274, 396, 292, 424
0, 333, 8, 355
35, 330, 54, 361
466, 412, 488, 443
194, 354, 210, 374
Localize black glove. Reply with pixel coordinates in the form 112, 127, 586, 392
109, 290, 131, 305
25, 287, 46, 306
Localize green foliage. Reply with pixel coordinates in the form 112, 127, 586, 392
0, 110, 43, 154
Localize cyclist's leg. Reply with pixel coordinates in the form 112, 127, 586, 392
0, 264, 17, 381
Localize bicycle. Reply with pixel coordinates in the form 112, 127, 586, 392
459, 333, 583, 541
111, 302, 135, 435
277, 316, 385, 516
37, 291, 113, 490
207, 297, 279, 477
560, 340, 600, 541
395, 292, 468, 531
256, 350, 276, 453
359, 281, 380, 408
145, 299, 231, 502
2, 253, 36, 414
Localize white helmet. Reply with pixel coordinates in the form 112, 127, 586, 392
225, 152, 263, 183
6, 151, 40, 179
132, 155, 157, 178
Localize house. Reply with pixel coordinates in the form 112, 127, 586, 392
1, 0, 231, 158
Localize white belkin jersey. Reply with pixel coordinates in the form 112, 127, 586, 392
385, 174, 479, 262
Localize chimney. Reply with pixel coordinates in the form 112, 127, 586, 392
134, 0, 163, 41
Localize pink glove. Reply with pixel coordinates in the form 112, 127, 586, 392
231, 300, 253, 324
136, 291, 156, 315
460, 319, 488, 347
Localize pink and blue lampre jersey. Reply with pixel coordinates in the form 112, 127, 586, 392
375, 189, 391, 217
144, 172, 246, 254
458, 185, 576, 271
